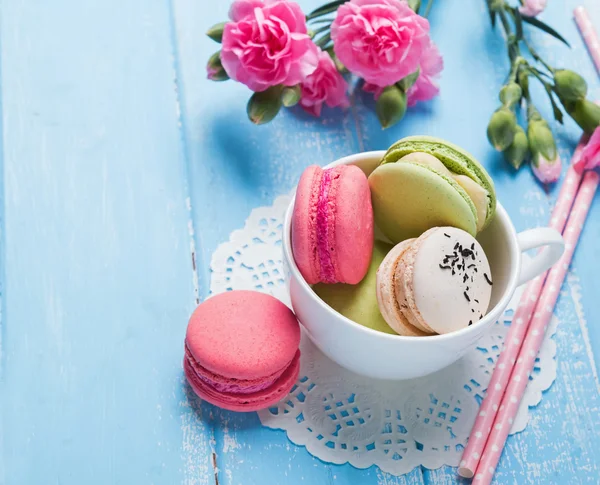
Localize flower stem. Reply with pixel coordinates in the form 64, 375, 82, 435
521, 36, 555, 73
423, 0, 434, 18
498, 6, 512, 34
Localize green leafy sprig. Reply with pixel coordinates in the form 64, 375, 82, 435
485, 0, 600, 170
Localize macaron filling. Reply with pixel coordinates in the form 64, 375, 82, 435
316, 168, 339, 283
185, 344, 298, 394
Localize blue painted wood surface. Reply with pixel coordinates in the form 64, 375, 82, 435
1, 1, 600, 484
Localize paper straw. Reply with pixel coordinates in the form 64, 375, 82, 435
457, 140, 587, 479
473, 170, 600, 484
575, 6, 600, 73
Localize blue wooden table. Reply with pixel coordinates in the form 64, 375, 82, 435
2, 1, 600, 483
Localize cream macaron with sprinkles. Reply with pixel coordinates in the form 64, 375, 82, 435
376, 227, 493, 336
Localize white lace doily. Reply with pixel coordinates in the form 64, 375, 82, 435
210, 195, 558, 475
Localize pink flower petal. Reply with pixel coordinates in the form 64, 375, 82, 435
519, 0, 547, 17
221, 0, 317, 91
331, 0, 431, 87
229, 0, 265, 22
532, 153, 562, 183
575, 127, 600, 173
299, 49, 350, 116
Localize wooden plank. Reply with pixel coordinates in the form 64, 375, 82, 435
0, 0, 204, 483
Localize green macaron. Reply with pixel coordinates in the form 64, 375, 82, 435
314, 240, 397, 335
368, 136, 497, 243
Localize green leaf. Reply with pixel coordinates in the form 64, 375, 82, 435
311, 25, 330, 37
486, 0, 497, 27
544, 84, 564, 124
309, 17, 335, 25
307, 0, 346, 21
521, 15, 570, 47
315, 32, 332, 49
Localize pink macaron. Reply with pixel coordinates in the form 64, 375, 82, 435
292, 164, 373, 285
184, 290, 301, 412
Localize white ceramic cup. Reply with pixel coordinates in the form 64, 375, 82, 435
282, 151, 565, 380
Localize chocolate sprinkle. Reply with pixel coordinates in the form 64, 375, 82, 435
474, 299, 479, 304
439, 236, 486, 307
484, 273, 493, 285
468, 320, 473, 326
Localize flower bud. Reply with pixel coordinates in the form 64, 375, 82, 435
407, 0, 422, 12
247, 86, 283, 125
565, 98, 600, 134
487, 108, 517, 151
499, 83, 522, 108
207, 51, 229, 81
528, 118, 557, 161
518, 70, 529, 95
206, 22, 226, 43
504, 125, 529, 169
281, 85, 301, 107
531, 151, 562, 184
398, 69, 420, 92
376, 85, 407, 129
553, 69, 587, 102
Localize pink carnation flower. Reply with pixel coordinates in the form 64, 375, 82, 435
575, 127, 600, 173
299, 50, 350, 116
220, 0, 319, 92
331, 0, 430, 87
406, 41, 443, 106
362, 39, 443, 106
519, 0, 547, 17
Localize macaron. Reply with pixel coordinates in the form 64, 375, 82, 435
376, 227, 493, 335
292, 164, 374, 285
314, 240, 397, 335
184, 290, 301, 412
368, 136, 497, 243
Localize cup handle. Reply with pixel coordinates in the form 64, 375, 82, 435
517, 227, 565, 286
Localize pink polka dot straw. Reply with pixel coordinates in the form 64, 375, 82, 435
474, 170, 599, 484
457, 139, 587, 480
459, 8, 600, 481
575, 6, 600, 73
